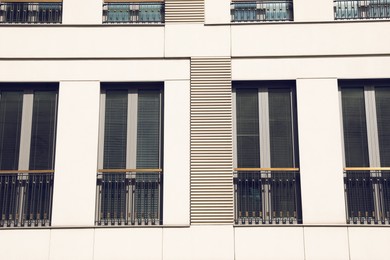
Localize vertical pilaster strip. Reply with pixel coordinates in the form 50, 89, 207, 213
165, 0, 204, 23
190, 57, 233, 224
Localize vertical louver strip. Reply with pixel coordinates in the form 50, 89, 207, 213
165, 0, 204, 23
0, 91, 23, 171
190, 57, 233, 224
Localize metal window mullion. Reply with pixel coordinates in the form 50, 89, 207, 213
290, 88, 298, 168
127, 89, 137, 223
158, 89, 162, 170
259, 87, 270, 221
365, 86, 382, 222
232, 89, 237, 169
339, 88, 347, 168
259, 87, 270, 168
18, 90, 33, 171
127, 89, 137, 169
365, 86, 381, 167
98, 90, 106, 170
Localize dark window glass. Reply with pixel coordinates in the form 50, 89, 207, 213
269, 89, 294, 168
0, 91, 23, 171
103, 90, 128, 170
236, 88, 260, 168
29, 91, 57, 170
342, 88, 369, 167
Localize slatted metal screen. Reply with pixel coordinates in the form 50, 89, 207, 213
190, 57, 234, 225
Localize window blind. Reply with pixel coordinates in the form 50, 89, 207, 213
136, 89, 160, 221
0, 91, 23, 171
29, 91, 57, 171
269, 88, 294, 168
341, 87, 370, 167
375, 87, 390, 167
103, 90, 128, 170
236, 88, 260, 168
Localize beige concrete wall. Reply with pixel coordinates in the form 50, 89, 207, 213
297, 79, 346, 224
0, 27, 165, 58
62, 0, 102, 24
293, 0, 334, 22
1, 226, 390, 259
51, 81, 100, 226
205, 0, 231, 24
232, 56, 390, 80
0, 60, 190, 81
163, 80, 191, 225
231, 22, 390, 57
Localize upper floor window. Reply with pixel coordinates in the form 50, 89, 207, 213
233, 81, 302, 225
96, 83, 163, 226
103, 0, 164, 24
0, 1, 62, 24
0, 83, 58, 227
340, 80, 390, 224
334, 0, 390, 20
231, 0, 293, 22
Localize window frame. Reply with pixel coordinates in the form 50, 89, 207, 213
96, 82, 164, 226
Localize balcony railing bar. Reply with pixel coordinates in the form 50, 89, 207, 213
95, 171, 162, 226
234, 167, 299, 172
234, 170, 301, 225
344, 167, 390, 171
97, 168, 162, 173
0, 170, 54, 174
102, 3, 165, 24
0, 3, 62, 24
344, 169, 390, 224
0, 173, 54, 228
231, 0, 294, 22
334, 0, 390, 20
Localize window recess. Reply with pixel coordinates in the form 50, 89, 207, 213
231, 0, 293, 22
334, 0, 390, 20
340, 81, 390, 224
102, 0, 164, 24
96, 83, 163, 226
0, 0, 62, 24
233, 81, 302, 225
0, 83, 58, 228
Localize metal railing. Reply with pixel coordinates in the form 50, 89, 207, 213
103, 3, 164, 23
344, 168, 390, 224
234, 168, 301, 224
95, 169, 162, 226
231, 1, 293, 22
0, 171, 54, 227
0, 2, 62, 24
334, 0, 390, 19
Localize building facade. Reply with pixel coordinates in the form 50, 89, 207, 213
0, 0, 390, 259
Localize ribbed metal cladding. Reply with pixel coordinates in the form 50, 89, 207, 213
165, 0, 204, 23
190, 57, 234, 224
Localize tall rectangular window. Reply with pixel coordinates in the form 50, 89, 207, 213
341, 81, 390, 224
96, 83, 163, 226
233, 81, 302, 225
0, 83, 58, 228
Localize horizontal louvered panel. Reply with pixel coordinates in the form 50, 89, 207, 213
190, 57, 233, 225
165, 0, 203, 23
